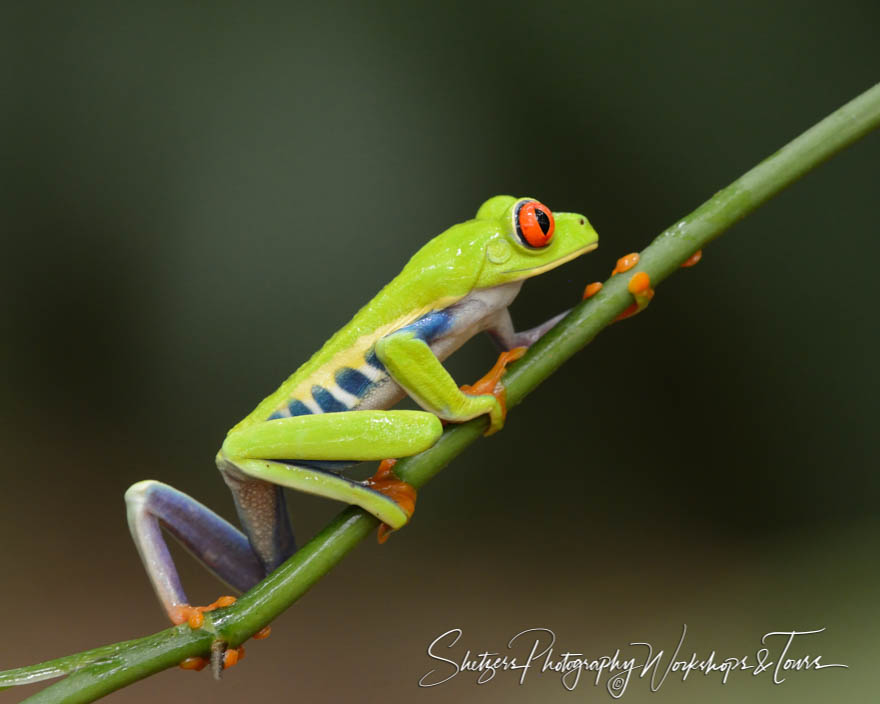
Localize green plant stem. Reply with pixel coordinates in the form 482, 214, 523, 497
3, 81, 879, 704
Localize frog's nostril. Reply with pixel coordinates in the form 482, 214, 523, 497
579, 218, 585, 225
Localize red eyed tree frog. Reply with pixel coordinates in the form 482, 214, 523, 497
125, 195, 599, 629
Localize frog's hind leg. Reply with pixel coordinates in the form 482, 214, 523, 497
232, 458, 416, 529
125, 479, 282, 624
221, 409, 443, 530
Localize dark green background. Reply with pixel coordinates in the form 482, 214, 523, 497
2, 1, 878, 701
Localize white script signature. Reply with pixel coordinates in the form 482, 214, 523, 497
418, 625, 847, 697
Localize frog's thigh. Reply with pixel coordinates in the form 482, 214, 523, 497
232, 457, 412, 528
222, 409, 443, 462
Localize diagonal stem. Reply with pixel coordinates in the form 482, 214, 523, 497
3, 81, 879, 704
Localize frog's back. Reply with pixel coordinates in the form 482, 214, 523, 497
230, 222, 480, 432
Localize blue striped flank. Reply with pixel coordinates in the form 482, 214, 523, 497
312, 385, 349, 413
335, 367, 373, 398
288, 399, 313, 417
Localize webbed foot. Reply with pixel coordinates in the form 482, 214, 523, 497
460, 346, 527, 434
366, 459, 417, 544
179, 645, 246, 674
605, 252, 654, 321
177, 623, 271, 674
170, 595, 237, 629
615, 271, 655, 321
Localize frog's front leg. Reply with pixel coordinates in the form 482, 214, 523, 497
485, 307, 570, 350
221, 410, 442, 529
375, 328, 511, 434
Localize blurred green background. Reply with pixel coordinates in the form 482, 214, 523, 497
2, 1, 878, 701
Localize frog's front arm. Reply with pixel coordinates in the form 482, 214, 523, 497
486, 306, 571, 350
376, 328, 506, 434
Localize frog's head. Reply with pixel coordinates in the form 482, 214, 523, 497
399, 195, 598, 304
471, 195, 598, 288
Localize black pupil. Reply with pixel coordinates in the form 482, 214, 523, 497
535, 208, 551, 236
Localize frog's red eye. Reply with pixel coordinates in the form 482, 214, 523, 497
514, 200, 555, 248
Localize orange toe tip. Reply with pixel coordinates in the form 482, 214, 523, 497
170, 605, 204, 629
212, 596, 237, 609
374, 458, 398, 480
179, 656, 208, 671
253, 625, 272, 640
628, 271, 651, 295
223, 646, 245, 669
378, 457, 398, 470
681, 249, 702, 267
612, 252, 640, 275
377, 523, 393, 544
582, 281, 603, 299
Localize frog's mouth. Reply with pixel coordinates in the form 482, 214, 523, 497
503, 242, 598, 277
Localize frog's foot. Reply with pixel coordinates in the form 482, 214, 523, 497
179, 624, 270, 673
615, 272, 655, 321
365, 459, 417, 544
179, 644, 246, 675
170, 595, 237, 630
460, 346, 528, 431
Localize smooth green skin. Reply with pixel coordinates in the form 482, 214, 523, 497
219, 195, 598, 529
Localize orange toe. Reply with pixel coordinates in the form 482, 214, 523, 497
372, 458, 398, 482
223, 646, 245, 669
179, 656, 208, 671
376, 523, 394, 544
681, 249, 702, 268
611, 252, 640, 275
253, 625, 272, 640
582, 281, 603, 300
171, 596, 237, 630
628, 271, 650, 294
